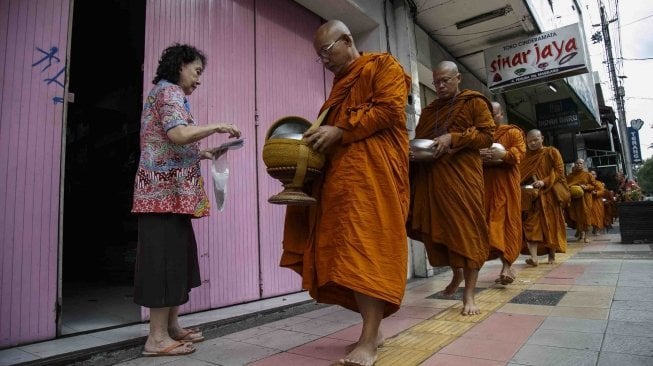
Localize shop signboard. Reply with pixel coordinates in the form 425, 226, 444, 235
627, 126, 643, 164
484, 23, 589, 90
535, 98, 580, 131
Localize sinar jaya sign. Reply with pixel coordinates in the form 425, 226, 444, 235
484, 23, 589, 90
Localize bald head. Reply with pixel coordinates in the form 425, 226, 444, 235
573, 158, 586, 171
434, 61, 459, 74
432, 61, 461, 100
314, 20, 359, 76
527, 129, 542, 139
315, 20, 350, 41
526, 129, 543, 151
491, 102, 504, 124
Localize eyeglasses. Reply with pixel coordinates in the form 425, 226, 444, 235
315, 36, 344, 63
432, 74, 459, 86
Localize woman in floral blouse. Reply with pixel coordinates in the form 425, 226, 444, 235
132, 44, 240, 357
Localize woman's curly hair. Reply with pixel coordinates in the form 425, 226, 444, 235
152, 43, 207, 85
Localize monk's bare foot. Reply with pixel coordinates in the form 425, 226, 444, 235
499, 268, 515, 285
345, 331, 384, 353
461, 294, 480, 316
442, 268, 463, 297
338, 340, 378, 366
525, 258, 538, 267
548, 253, 556, 264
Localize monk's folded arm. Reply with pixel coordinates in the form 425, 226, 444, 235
450, 99, 495, 149
541, 170, 557, 187
502, 129, 526, 165
338, 60, 408, 144
450, 126, 493, 150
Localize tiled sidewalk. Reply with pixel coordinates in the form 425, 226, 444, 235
109, 229, 653, 366
2, 228, 651, 366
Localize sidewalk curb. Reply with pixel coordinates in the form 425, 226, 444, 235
14, 300, 326, 366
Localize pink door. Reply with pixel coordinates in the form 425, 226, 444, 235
0, 0, 71, 347
255, 0, 327, 297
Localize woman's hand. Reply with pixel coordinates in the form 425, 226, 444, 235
216, 123, 241, 138
199, 147, 227, 160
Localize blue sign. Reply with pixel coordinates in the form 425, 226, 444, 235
627, 127, 643, 164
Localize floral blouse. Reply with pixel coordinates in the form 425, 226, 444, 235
131, 80, 210, 217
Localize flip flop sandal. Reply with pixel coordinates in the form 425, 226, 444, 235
525, 258, 539, 267
142, 341, 195, 357
172, 329, 205, 343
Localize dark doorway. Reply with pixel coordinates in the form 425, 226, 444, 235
61, 0, 145, 335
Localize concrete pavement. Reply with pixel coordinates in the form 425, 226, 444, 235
2, 226, 652, 365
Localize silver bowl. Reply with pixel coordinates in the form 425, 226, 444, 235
521, 184, 535, 189
268, 117, 310, 139
272, 133, 304, 140
481, 142, 507, 164
410, 139, 435, 161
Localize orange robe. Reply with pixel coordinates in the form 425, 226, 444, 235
484, 124, 526, 264
566, 170, 596, 231
520, 147, 567, 255
591, 180, 605, 229
281, 53, 411, 317
407, 90, 495, 269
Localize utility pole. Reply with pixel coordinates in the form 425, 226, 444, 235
599, 2, 632, 179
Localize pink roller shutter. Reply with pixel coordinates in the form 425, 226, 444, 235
142, 0, 259, 319
255, 0, 326, 298
203, 0, 259, 309
0, 0, 71, 347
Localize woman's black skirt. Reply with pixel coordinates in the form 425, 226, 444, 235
134, 213, 201, 308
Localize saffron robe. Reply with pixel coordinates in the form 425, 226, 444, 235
591, 180, 606, 229
407, 90, 495, 269
484, 124, 526, 263
281, 53, 411, 317
567, 170, 596, 231
520, 147, 567, 255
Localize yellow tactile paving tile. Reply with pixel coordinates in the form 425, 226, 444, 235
382, 331, 456, 352
409, 319, 474, 335
375, 347, 433, 366
374, 243, 585, 364
474, 288, 522, 303
434, 301, 502, 322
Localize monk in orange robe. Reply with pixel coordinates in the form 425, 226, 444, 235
407, 61, 495, 316
589, 170, 605, 235
566, 159, 596, 243
520, 129, 567, 265
281, 20, 410, 366
480, 102, 525, 285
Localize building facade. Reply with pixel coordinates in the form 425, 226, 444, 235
0, 0, 606, 347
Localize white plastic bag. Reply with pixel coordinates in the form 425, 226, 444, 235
209, 139, 244, 212
211, 154, 229, 212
